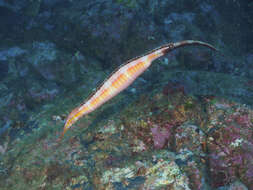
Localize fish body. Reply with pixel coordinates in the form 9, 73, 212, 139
60, 40, 218, 138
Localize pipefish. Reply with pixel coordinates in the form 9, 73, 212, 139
59, 40, 218, 140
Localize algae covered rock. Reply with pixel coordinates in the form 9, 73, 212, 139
100, 151, 191, 190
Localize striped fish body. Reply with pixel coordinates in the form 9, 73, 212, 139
61, 48, 165, 137
60, 40, 218, 138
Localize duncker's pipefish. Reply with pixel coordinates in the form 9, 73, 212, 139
60, 40, 218, 139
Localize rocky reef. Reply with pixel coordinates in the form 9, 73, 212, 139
0, 86, 252, 189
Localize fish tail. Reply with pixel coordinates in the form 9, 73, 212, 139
57, 128, 67, 142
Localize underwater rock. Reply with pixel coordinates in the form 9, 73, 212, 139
175, 151, 211, 190
161, 71, 253, 105
0, 82, 252, 189
0, 6, 25, 41
27, 41, 58, 81
100, 151, 191, 190
0, 46, 28, 79
217, 180, 249, 190
27, 41, 83, 84
175, 124, 205, 155
151, 124, 171, 149
0, 142, 8, 155
24, 0, 41, 17
42, 0, 64, 8
0, 47, 27, 61
0, 61, 8, 80
164, 12, 196, 41
0, 93, 14, 109
27, 81, 59, 104
143, 159, 191, 190
246, 54, 253, 78
206, 100, 253, 189
0, 120, 12, 138
227, 181, 248, 190
0, 0, 27, 13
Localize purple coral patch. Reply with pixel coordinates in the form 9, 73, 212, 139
151, 125, 172, 149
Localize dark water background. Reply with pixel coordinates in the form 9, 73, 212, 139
0, 0, 252, 189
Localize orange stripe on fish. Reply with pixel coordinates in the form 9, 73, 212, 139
59, 40, 218, 140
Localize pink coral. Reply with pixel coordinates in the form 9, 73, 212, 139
208, 112, 253, 188
151, 125, 172, 149
235, 114, 252, 128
